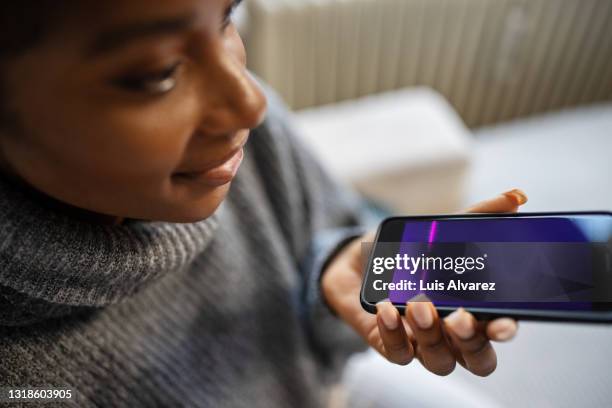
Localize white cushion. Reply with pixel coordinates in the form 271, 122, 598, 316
294, 87, 473, 214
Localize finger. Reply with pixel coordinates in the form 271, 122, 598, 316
465, 189, 528, 213
486, 317, 518, 342
444, 308, 497, 376
376, 302, 414, 365
405, 299, 456, 376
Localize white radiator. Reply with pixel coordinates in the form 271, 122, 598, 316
245, 0, 612, 127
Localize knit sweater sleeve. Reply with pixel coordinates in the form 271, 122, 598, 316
292, 144, 372, 380
300, 226, 370, 378
248, 85, 374, 379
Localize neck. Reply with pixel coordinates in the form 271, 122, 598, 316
0, 173, 221, 323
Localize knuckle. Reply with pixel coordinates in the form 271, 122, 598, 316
423, 335, 448, 352
462, 338, 491, 357
386, 340, 408, 354
366, 327, 379, 345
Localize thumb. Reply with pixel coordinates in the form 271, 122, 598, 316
465, 189, 528, 213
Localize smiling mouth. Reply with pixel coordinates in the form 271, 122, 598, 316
173, 144, 246, 187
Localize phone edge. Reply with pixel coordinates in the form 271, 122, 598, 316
359, 211, 612, 323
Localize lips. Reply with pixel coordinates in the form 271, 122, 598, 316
173, 135, 248, 187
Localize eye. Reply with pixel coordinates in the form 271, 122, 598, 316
222, 0, 242, 31
113, 62, 182, 94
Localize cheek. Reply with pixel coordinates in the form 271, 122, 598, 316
49, 94, 199, 184
95, 103, 197, 179
2, 87, 203, 215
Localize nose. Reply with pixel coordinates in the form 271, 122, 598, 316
197, 46, 268, 135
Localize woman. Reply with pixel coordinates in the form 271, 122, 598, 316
0, 1, 524, 406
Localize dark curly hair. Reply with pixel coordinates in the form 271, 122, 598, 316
0, 2, 70, 57
0, 2, 71, 128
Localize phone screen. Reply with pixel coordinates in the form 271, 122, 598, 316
362, 213, 612, 314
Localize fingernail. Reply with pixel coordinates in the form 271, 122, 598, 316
409, 301, 433, 329
376, 302, 399, 330
492, 318, 516, 341
502, 188, 528, 205
445, 308, 474, 340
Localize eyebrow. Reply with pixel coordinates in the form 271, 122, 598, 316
86, 14, 197, 57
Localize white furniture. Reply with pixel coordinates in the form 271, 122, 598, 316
466, 102, 612, 211
245, 0, 612, 127
294, 87, 472, 215
339, 101, 612, 408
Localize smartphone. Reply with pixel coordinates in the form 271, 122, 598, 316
360, 211, 612, 322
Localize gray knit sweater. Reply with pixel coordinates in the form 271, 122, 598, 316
0, 89, 368, 407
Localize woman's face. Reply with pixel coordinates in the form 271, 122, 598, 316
0, 0, 267, 222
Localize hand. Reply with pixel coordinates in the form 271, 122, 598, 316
321, 189, 528, 376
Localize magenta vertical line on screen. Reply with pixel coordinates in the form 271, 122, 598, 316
420, 220, 438, 289
428, 220, 438, 245
388, 220, 438, 303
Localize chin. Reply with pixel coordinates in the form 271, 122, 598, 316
157, 184, 230, 223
